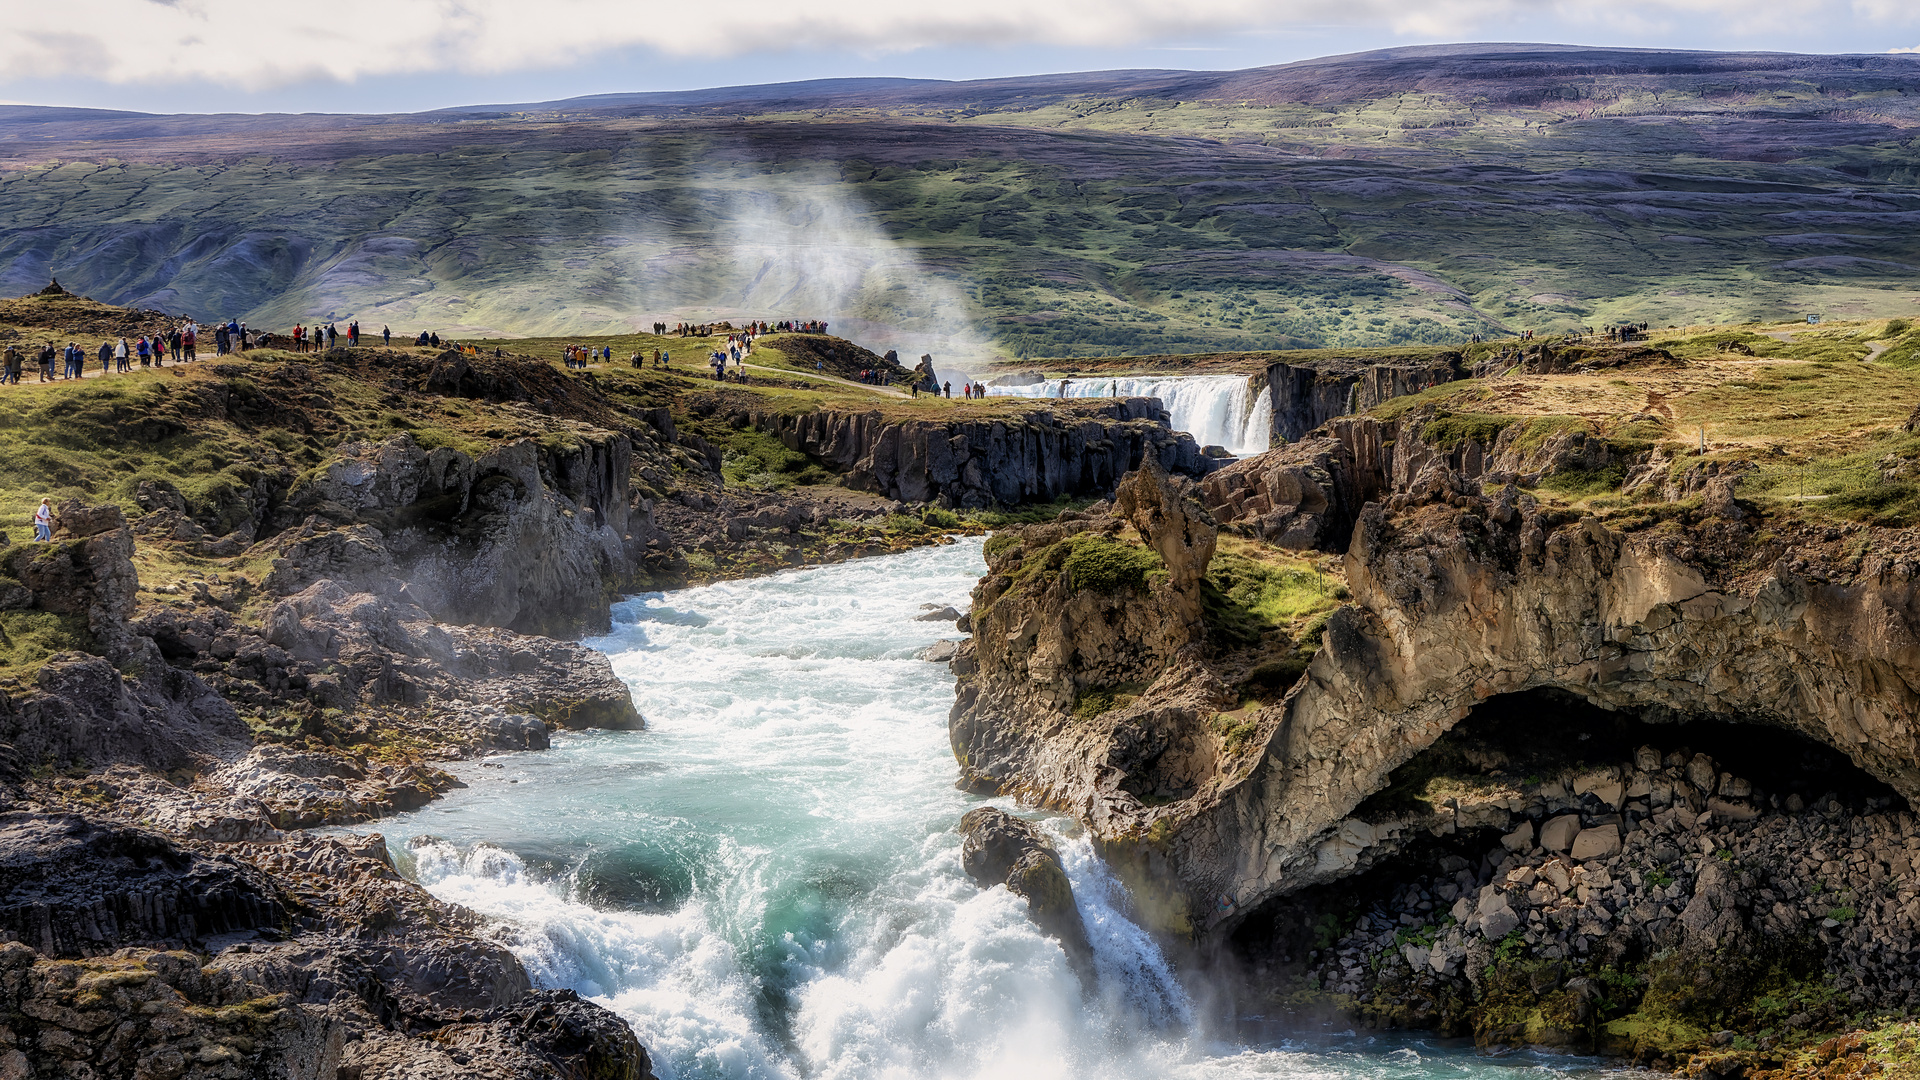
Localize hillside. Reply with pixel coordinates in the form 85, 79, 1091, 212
0, 45, 1916, 363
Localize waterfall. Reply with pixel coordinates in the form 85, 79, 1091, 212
985, 374, 1272, 456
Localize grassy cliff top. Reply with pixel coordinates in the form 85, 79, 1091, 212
1365, 316, 1920, 526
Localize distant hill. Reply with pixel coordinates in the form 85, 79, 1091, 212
1, 44, 1916, 361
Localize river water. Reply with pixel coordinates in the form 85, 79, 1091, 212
362, 537, 1636, 1080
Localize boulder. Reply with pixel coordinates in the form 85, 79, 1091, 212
1501, 820, 1535, 853
916, 605, 963, 623
957, 807, 1094, 979
1477, 891, 1521, 941
1539, 814, 1583, 853
1570, 826, 1623, 861
1687, 753, 1719, 794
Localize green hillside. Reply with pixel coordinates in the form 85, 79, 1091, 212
1, 46, 1916, 364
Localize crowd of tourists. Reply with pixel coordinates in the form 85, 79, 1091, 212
564, 344, 614, 368
289, 321, 395, 350
0, 319, 217, 383
655, 319, 827, 338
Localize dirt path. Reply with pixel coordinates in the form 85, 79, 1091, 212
1867, 341, 1889, 362
6, 353, 218, 384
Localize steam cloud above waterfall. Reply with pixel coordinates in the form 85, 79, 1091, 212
624, 162, 995, 367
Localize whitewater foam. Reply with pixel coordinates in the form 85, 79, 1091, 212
361, 539, 1630, 1080
985, 374, 1273, 456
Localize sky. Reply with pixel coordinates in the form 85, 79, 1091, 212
1, 0, 1918, 116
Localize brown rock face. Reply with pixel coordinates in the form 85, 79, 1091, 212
954, 416, 1920, 948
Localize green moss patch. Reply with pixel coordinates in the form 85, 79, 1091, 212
1203, 546, 1342, 650
1422, 411, 1519, 450
0, 610, 95, 671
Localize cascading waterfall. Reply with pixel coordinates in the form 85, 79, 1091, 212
361, 539, 1626, 1080
985, 375, 1273, 457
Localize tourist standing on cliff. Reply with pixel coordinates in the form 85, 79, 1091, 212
32, 499, 53, 542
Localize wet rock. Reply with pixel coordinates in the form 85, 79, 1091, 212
957, 808, 1095, 979
390, 989, 659, 1080
916, 605, 963, 623
923, 640, 959, 663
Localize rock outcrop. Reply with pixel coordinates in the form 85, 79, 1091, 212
958, 808, 1094, 979
953, 427, 1920, 943
740, 399, 1215, 507
1199, 418, 1390, 550
1262, 354, 1461, 443
0, 819, 656, 1079
264, 428, 656, 637
0, 941, 343, 1080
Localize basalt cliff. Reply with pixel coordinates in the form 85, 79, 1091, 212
948, 333, 1920, 1071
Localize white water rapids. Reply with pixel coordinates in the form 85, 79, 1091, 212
984, 375, 1273, 456
361, 537, 1638, 1080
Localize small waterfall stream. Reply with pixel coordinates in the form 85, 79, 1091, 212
985, 375, 1273, 457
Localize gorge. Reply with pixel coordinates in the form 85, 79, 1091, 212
3, 299, 1920, 1079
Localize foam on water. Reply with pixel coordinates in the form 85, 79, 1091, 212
985, 375, 1273, 456
362, 538, 1639, 1080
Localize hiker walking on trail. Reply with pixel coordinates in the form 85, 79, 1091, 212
115, 338, 130, 372
32, 499, 53, 542
382, 325, 391, 346
942, 381, 951, 398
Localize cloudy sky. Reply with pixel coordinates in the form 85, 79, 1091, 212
2, 0, 1917, 115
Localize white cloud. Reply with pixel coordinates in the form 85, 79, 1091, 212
1, 0, 1916, 91
1892, 44, 1920, 52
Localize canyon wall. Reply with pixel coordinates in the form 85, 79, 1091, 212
740, 398, 1218, 508
1263, 355, 1462, 444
